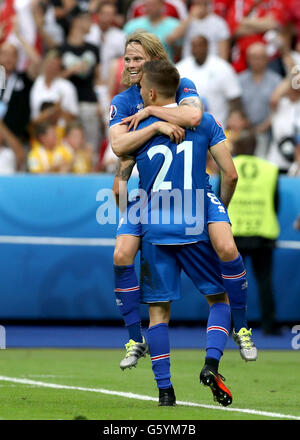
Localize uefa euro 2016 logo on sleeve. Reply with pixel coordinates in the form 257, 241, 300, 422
110, 105, 117, 120
0, 65, 5, 90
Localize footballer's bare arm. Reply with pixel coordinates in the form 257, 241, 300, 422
178, 96, 203, 127
110, 122, 157, 157
115, 155, 136, 181
122, 96, 203, 131
113, 155, 136, 211
209, 140, 238, 208
180, 96, 203, 111
109, 119, 185, 156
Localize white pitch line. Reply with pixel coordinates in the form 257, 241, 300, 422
0, 376, 299, 420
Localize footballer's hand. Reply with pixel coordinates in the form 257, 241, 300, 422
155, 121, 185, 143
121, 107, 151, 131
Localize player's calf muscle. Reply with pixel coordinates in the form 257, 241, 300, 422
206, 293, 229, 306
149, 303, 171, 326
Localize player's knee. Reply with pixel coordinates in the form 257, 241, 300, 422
215, 240, 238, 262
113, 247, 135, 266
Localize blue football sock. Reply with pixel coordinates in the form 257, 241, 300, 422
114, 264, 143, 343
128, 322, 143, 343
147, 323, 172, 389
220, 254, 248, 332
206, 302, 231, 362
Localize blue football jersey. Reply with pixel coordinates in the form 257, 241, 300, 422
109, 78, 199, 127
134, 113, 226, 244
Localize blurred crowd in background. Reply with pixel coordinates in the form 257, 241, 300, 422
0, 0, 300, 176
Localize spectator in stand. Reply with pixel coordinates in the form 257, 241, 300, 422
176, 34, 242, 127
0, 41, 40, 145
123, 0, 180, 61
85, 1, 126, 84
288, 39, 300, 70
167, 0, 230, 60
0, 119, 25, 173
107, 57, 127, 101
226, 0, 288, 73
50, 0, 80, 39
29, 101, 67, 150
5, 0, 39, 72
95, 0, 127, 27
213, 0, 232, 19
126, 0, 188, 20
50, 1, 109, 39
58, 8, 102, 165
290, 0, 300, 39
0, 0, 15, 45
98, 1, 126, 82
225, 109, 250, 152
266, 32, 300, 78
281, 0, 300, 44
63, 120, 93, 173
268, 74, 300, 173
32, 0, 65, 50
206, 108, 250, 176
30, 49, 79, 123
27, 121, 73, 173
239, 42, 281, 158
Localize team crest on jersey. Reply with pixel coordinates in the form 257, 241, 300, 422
110, 105, 117, 120
137, 103, 144, 111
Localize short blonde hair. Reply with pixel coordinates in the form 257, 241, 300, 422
121, 31, 169, 86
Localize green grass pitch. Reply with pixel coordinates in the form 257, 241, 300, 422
0, 348, 299, 420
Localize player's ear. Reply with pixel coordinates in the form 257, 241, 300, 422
150, 88, 156, 102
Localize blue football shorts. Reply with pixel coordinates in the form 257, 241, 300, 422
206, 191, 231, 224
116, 192, 230, 237
116, 200, 142, 237
140, 239, 225, 303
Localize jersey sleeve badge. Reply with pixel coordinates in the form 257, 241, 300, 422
110, 105, 117, 120
183, 87, 197, 94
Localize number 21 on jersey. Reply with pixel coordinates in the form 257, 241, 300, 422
147, 140, 193, 192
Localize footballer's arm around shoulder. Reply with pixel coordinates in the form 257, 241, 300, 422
109, 119, 185, 156
109, 121, 161, 157
209, 140, 238, 208
178, 96, 203, 126
146, 96, 203, 128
